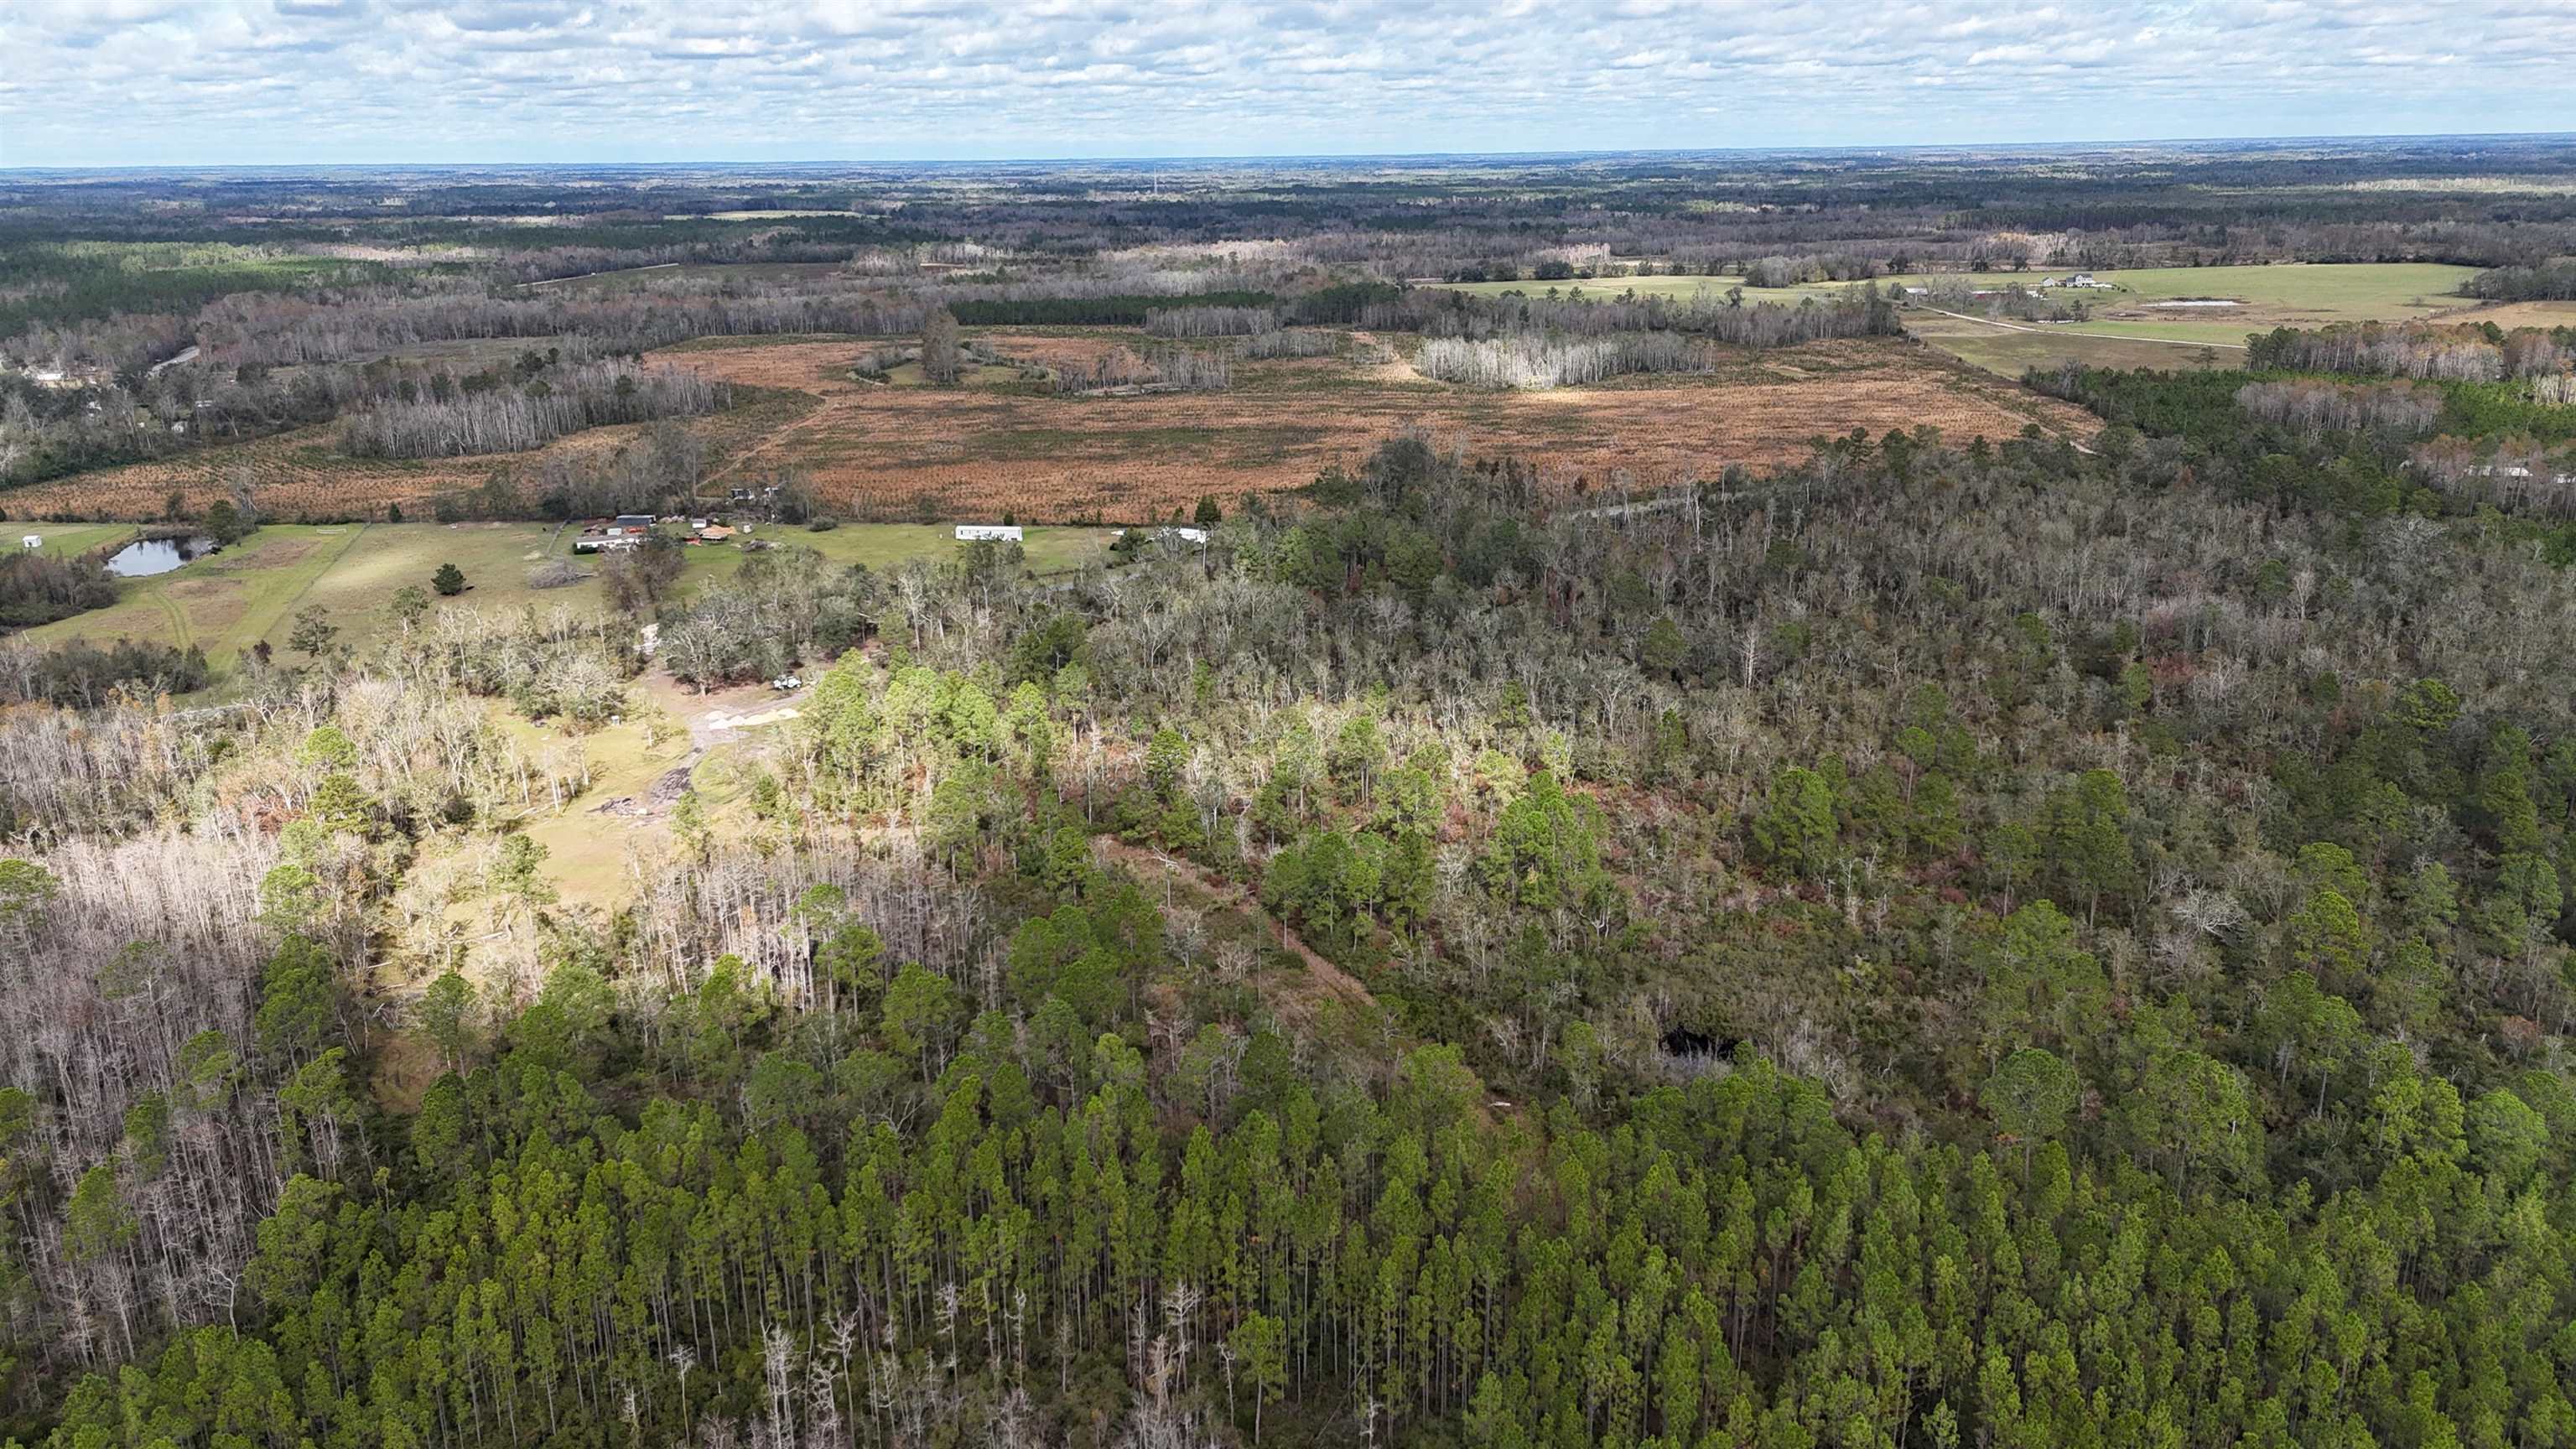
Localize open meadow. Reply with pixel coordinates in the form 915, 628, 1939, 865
1436, 262, 2489, 375
13, 519, 1117, 689
2432, 299, 2576, 330
13, 522, 138, 558
1914, 262, 2484, 372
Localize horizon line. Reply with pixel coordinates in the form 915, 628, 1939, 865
8, 128, 2576, 175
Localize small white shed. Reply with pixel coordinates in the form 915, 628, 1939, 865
20, 535, 39, 551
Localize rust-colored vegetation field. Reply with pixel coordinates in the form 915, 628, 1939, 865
656, 331, 2096, 520
13, 329, 2096, 523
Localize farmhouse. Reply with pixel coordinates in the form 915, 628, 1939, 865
1118, 526, 1211, 551
956, 524, 1023, 542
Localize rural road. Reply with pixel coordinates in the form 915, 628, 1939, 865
522, 262, 678, 289
1088, 836, 1379, 1014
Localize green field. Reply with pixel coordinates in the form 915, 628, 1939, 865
17, 523, 542, 671
1901, 311, 2241, 377
674, 522, 1115, 583
1431, 262, 2488, 374
16, 520, 1119, 692
1898, 262, 2485, 372
16, 522, 138, 559
2075, 262, 2481, 317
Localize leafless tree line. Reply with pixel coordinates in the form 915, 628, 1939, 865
1240, 328, 1343, 360
624, 839, 994, 1009
1909, 282, 2095, 323
1, 828, 285, 1374
1143, 306, 1276, 338
2248, 323, 2576, 382
340, 361, 726, 459
1371, 288, 1902, 347
1415, 332, 1706, 389
201, 283, 930, 369
2235, 378, 2445, 443
1742, 253, 1888, 288
2408, 436, 2576, 517
931, 262, 1280, 307
1051, 346, 1232, 394
3, 312, 196, 377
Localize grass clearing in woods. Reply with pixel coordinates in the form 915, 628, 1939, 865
13, 519, 1119, 695
13, 522, 138, 558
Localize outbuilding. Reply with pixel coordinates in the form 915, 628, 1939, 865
956, 524, 1024, 542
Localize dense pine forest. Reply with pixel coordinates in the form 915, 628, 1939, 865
6, 308, 2576, 1449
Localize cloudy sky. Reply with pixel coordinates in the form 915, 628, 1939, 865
3, 0, 2570, 167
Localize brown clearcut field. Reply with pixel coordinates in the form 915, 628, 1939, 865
11, 330, 2098, 522
653, 333, 2096, 519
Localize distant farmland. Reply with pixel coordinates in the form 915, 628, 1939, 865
1436, 262, 2487, 376
637, 334, 2099, 521
8, 330, 2098, 524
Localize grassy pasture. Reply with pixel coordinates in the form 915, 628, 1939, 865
1898, 311, 2241, 377
15, 522, 138, 558
2433, 300, 2576, 330
1431, 262, 2487, 373
880, 361, 1029, 387
15, 522, 541, 669
672, 523, 1117, 588
13, 520, 1117, 693
2084, 263, 2482, 317
1903, 263, 2483, 368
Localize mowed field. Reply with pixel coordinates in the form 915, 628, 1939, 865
1900, 310, 2243, 376
2432, 299, 2576, 330
18, 522, 138, 558
1911, 262, 2483, 373
1438, 262, 2487, 375
13, 520, 1117, 687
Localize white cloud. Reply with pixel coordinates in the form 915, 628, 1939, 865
0, 0, 2569, 164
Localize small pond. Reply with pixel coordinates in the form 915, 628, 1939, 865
105, 536, 217, 578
